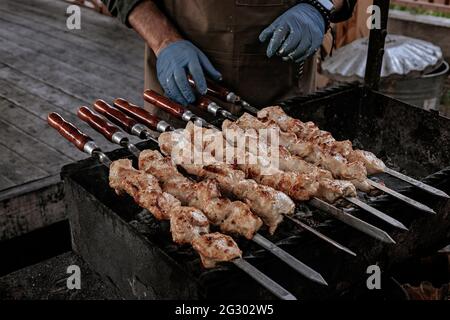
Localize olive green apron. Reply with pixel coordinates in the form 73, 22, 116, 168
144, 0, 317, 115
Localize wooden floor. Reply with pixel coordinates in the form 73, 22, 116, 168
0, 0, 144, 192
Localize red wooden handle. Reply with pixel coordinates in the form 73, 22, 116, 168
187, 75, 230, 101
94, 99, 137, 134
143, 90, 185, 118
195, 96, 214, 111
114, 98, 160, 130
77, 107, 120, 141
47, 113, 92, 151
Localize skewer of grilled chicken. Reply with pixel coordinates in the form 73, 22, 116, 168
220, 120, 358, 203
138, 150, 263, 239
230, 113, 371, 191
257, 106, 386, 175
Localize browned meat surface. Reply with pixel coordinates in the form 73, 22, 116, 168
109, 159, 180, 220
192, 233, 242, 268
170, 207, 210, 244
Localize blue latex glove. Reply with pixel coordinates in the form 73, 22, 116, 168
157, 40, 222, 106
259, 3, 325, 63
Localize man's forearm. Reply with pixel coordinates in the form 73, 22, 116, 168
128, 0, 182, 56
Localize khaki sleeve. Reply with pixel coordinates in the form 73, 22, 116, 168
100, 0, 145, 27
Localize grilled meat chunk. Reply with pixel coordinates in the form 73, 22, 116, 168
192, 233, 242, 268
170, 207, 210, 244
109, 159, 180, 220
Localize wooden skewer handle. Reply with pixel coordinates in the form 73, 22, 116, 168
94, 99, 138, 134
143, 90, 185, 119
114, 98, 160, 130
77, 107, 121, 142
188, 75, 231, 101
195, 95, 214, 112
47, 113, 92, 151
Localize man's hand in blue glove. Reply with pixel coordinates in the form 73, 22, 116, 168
259, 3, 326, 63
156, 40, 222, 106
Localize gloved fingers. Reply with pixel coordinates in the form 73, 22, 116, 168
163, 74, 189, 106
259, 24, 275, 43
266, 24, 289, 58
198, 51, 222, 81
277, 31, 301, 57
188, 59, 208, 95
174, 68, 196, 105
287, 32, 312, 61
294, 28, 321, 63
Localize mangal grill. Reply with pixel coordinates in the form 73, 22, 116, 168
51, 0, 449, 299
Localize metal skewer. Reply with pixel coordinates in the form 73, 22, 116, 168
367, 180, 436, 214
382, 168, 449, 199
344, 196, 408, 230
284, 215, 356, 256
47, 112, 297, 300
119, 94, 396, 244
187, 75, 257, 115
81, 104, 328, 286
308, 198, 395, 244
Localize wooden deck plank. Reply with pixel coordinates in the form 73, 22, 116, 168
0, 37, 141, 104
8, 0, 144, 49
0, 13, 142, 77
0, 1, 143, 71
0, 144, 49, 187
0, 0, 144, 195
0, 116, 75, 175
0, 98, 81, 162
0, 17, 142, 87
0, 176, 15, 191
0, 14, 142, 81
0, 77, 123, 154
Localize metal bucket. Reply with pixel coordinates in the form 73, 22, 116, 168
380, 61, 449, 111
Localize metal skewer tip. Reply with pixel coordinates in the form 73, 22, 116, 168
384, 168, 450, 199
232, 258, 297, 300
252, 234, 328, 286
284, 215, 357, 257
368, 180, 436, 215
345, 196, 409, 231
309, 198, 396, 244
